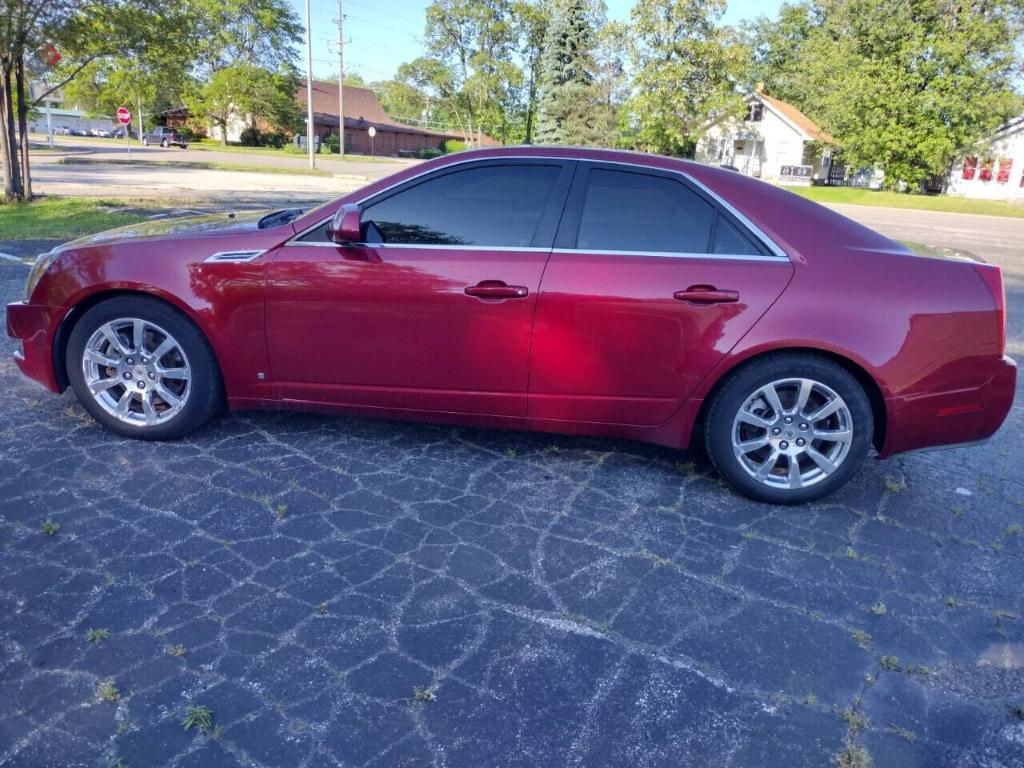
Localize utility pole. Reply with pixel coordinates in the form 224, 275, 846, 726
304, 0, 316, 169
337, 0, 345, 159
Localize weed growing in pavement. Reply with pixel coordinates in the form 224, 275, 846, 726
413, 686, 436, 702
41, 520, 60, 536
97, 680, 119, 702
182, 705, 214, 733
86, 628, 110, 643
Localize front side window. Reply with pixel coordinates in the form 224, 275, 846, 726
361, 164, 561, 247
575, 169, 715, 254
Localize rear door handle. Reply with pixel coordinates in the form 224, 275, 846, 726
673, 285, 740, 304
465, 280, 529, 300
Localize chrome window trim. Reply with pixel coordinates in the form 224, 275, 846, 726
282, 241, 552, 252
551, 248, 788, 263
286, 152, 791, 261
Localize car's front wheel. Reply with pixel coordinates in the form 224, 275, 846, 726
704, 353, 873, 504
161, 139, 169, 148
66, 296, 223, 440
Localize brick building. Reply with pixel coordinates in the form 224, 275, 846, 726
298, 79, 494, 156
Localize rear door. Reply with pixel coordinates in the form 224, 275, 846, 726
265, 159, 573, 416
529, 162, 794, 426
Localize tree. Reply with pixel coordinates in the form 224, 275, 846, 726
423, 0, 520, 145
512, 0, 549, 143
773, 0, 1024, 190
627, 0, 748, 157
2, 0, 176, 201
535, 0, 616, 146
190, 0, 301, 72
190, 63, 299, 144
740, 2, 819, 104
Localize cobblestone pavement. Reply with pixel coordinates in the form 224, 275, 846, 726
1, 234, 1023, 768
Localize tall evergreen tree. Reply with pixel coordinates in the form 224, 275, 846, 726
535, 0, 615, 146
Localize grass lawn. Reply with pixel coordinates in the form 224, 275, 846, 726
188, 139, 407, 163
785, 185, 1024, 218
0, 197, 169, 240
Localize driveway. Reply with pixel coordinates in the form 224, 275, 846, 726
1, 210, 1023, 767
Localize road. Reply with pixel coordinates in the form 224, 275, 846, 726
2, 153, 1023, 768
26, 134, 416, 206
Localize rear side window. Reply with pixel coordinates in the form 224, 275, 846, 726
362, 164, 561, 247
711, 217, 762, 255
575, 169, 714, 253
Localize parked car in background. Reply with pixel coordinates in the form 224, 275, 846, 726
90, 127, 113, 138
6, 147, 1015, 504
55, 126, 73, 136
141, 127, 189, 148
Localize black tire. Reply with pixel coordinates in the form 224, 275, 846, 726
703, 353, 873, 504
66, 296, 223, 440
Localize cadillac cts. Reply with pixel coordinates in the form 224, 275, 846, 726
6, 147, 1016, 503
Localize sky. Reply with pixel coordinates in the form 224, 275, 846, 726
290, 0, 785, 84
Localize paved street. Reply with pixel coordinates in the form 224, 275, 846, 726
25, 135, 414, 205
1, 202, 1023, 767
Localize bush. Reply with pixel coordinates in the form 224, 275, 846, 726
262, 130, 287, 149
323, 133, 340, 154
416, 147, 443, 159
441, 139, 466, 153
239, 127, 262, 146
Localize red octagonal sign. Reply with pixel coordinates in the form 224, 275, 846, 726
116, 107, 131, 125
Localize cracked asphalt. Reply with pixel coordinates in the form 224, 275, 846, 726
1, 228, 1023, 768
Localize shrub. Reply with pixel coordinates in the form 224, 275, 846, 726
441, 139, 466, 153
239, 127, 262, 146
323, 133, 340, 154
416, 147, 443, 159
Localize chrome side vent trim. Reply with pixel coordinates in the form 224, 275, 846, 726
204, 249, 265, 263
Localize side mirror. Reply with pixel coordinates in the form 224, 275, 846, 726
328, 204, 362, 244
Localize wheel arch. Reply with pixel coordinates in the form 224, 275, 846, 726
52, 288, 219, 392
692, 346, 889, 452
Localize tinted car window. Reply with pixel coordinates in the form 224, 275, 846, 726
712, 217, 762, 255
576, 169, 714, 253
360, 164, 561, 247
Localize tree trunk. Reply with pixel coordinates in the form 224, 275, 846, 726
1, 64, 22, 200
0, 65, 14, 201
16, 56, 32, 200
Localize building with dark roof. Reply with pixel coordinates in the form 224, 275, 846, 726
298, 79, 496, 156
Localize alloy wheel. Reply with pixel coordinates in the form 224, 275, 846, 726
81, 317, 192, 427
730, 377, 853, 490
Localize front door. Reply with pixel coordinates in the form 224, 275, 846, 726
265, 160, 573, 416
530, 163, 793, 426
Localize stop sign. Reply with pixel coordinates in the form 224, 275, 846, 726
116, 107, 131, 125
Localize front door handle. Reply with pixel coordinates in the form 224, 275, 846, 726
673, 285, 740, 304
465, 280, 529, 300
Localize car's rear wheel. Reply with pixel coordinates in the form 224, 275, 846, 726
142, 138, 148, 146
161, 138, 169, 148
66, 296, 223, 440
704, 354, 873, 504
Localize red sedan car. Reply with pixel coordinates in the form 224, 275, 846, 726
6, 147, 1016, 503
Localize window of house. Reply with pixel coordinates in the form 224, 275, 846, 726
361, 164, 561, 246
962, 157, 978, 180
575, 169, 715, 254
979, 158, 994, 182
996, 158, 1013, 184
744, 103, 763, 122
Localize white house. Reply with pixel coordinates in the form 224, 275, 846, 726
695, 88, 833, 184
947, 116, 1024, 200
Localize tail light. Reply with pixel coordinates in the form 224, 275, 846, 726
974, 264, 1006, 355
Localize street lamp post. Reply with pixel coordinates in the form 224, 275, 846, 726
303, 0, 316, 169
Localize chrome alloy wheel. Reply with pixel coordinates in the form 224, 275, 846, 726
730, 378, 853, 490
81, 317, 192, 426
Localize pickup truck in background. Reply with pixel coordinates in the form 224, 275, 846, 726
141, 127, 189, 148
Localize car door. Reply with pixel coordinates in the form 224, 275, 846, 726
265, 159, 574, 416
529, 162, 794, 426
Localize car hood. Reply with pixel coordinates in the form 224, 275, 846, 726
56, 210, 280, 251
